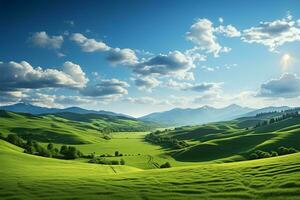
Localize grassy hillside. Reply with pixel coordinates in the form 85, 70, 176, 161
1, 139, 300, 200
148, 111, 300, 162
0, 110, 158, 144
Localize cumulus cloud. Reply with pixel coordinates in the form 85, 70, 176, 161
132, 76, 160, 91
123, 96, 168, 105
70, 33, 110, 52
0, 91, 23, 104
62, 61, 89, 86
186, 19, 223, 57
242, 16, 300, 51
0, 61, 88, 92
133, 51, 195, 80
186, 82, 222, 92
106, 48, 138, 65
70, 33, 138, 65
29, 31, 63, 49
258, 73, 300, 98
80, 79, 129, 97
166, 79, 222, 93
186, 19, 238, 57
215, 25, 241, 37
19, 92, 121, 108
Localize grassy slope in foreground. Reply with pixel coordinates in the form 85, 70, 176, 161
1, 139, 300, 200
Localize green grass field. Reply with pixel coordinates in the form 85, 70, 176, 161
1, 110, 300, 199
1, 139, 300, 200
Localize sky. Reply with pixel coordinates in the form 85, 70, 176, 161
1, 0, 300, 117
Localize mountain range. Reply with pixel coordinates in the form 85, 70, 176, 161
0, 103, 131, 118
140, 104, 293, 125
0, 103, 294, 126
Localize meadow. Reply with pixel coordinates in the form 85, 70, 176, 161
1, 139, 300, 200
1, 110, 300, 199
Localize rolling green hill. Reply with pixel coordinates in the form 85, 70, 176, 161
0, 110, 158, 144
1, 139, 300, 200
1, 109, 300, 199
147, 111, 300, 162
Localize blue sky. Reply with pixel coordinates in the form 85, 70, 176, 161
1, 0, 300, 116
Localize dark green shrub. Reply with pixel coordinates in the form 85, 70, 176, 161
271, 151, 278, 157
120, 159, 125, 165
160, 162, 171, 168
278, 146, 289, 155
111, 160, 119, 165
60, 145, 68, 155
249, 153, 258, 160
47, 143, 54, 150
288, 147, 298, 154
65, 146, 78, 159
6, 134, 24, 147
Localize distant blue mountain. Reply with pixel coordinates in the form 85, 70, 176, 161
140, 104, 255, 125
0, 103, 132, 118
239, 106, 291, 117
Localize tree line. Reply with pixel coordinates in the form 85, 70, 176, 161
249, 146, 298, 160
2, 133, 85, 159
254, 111, 299, 128
145, 131, 189, 149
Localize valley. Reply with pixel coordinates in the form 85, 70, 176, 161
1, 105, 300, 199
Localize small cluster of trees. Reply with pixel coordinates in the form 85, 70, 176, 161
99, 151, 126, 157
249, 146, 298, 160
254, 111, 299, 128
160, 162, 171, 168
59, 145, 83, 159
2, 133, 84, 160
255, 111, 278, 117
88, 157, 125, 165
145, 132, 189, 149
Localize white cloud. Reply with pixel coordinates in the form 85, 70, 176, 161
186, 18, 238, 57
106, 48, 138, 65
0, 61, 88, 92
257, 73, 300, 98
216, 25, 241, 37
0, 91, 23, 104
80, 79, 129, 98
63, 61, 89, 87
218, 17, 224, 24
29, 31, 63, 49
186, 19, 224, 57
123, 96, 169, 105
133, 76, 160, 91
242, 16, 300, 51
133, 50, 195, 80
166, 79, 222, 93
70, 33, 110, 52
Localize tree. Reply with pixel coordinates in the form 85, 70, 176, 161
65, 146, 78, 159
278, 146, 289, 155
271, 151, 278, 157
60, 145, 68, 155
120, 159, 125, 165
160, 162, 171, 168
115, 151, 119, 157
6, 134, 24, 147
249, 153, 258, 160
47, 143, 54, 151
288, 147, 298, 154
